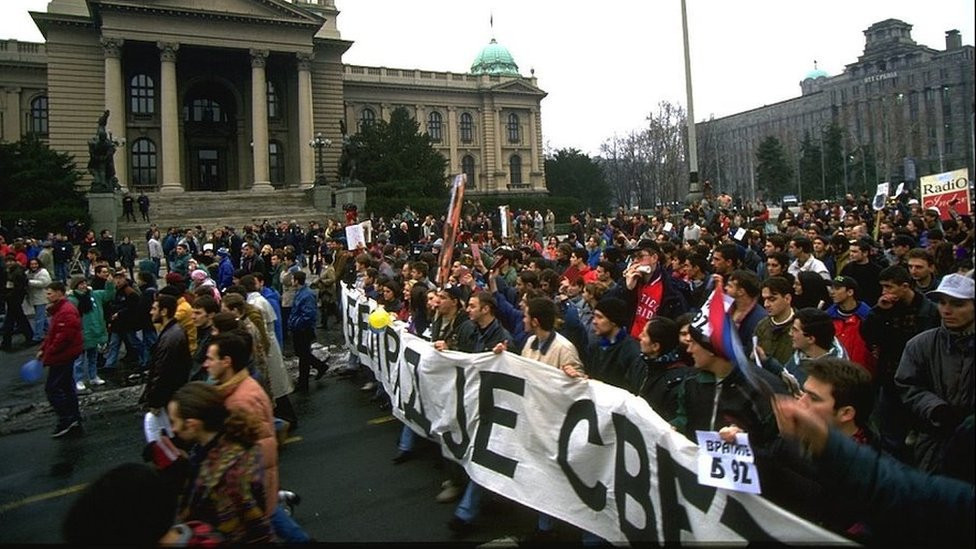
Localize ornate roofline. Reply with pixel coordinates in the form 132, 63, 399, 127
87, 0, 324, 29
30, 11, 95, 39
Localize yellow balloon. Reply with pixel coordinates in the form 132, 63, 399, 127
368, 307, 390, 331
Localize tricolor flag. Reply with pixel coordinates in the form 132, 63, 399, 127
691, 282, 774, 398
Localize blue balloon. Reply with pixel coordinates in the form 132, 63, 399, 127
20, 359, 44, 384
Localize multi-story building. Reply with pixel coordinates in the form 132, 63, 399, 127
0, 0, 547, 196
697, 19, 974, 201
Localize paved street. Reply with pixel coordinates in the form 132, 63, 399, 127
0, 327, 547, 544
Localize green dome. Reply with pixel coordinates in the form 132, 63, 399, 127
470, 39, 520, 76
804, 67, 829, 80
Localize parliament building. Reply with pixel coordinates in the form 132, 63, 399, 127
697, 19, 974, 200
0, 0, 548, 196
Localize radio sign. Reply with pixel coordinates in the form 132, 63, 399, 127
920, 168, 970, 219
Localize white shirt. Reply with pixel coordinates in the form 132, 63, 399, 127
148, 237, 163, 259
788, 255, 830, 280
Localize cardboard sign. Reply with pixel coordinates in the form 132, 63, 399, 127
696, 431, 762, 495
920, 168, 970, 219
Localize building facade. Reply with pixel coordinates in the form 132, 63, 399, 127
697, 19, 974, 201
0, 0, 547, 196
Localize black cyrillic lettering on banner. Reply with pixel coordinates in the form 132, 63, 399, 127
403, 347, 431, 436
367, 323, 381, 364
719, 497, 775, 542
443, 366, 471, 460
557, 400, 607, 511
655, 444, 692, 541
611, 413, 658, 544
344, 294, 357, 343
383, 327, 400, 384
356, 302, 370, 354
472, 371, 525, 478
672, 450, 717, 513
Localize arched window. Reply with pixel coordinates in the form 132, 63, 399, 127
267, 81, 280, 120
459, 112, 473, 143
186, 98, 225, 122
359, 107, 376, 131
29, 95, 48, 135
130, 74, 155, 115
130, 138, 157, 189
507, 113, 520, 143
509, 154, 523, 187
269, 140, 284, 184
427, 111, 442, 142
462, 155, 476, 189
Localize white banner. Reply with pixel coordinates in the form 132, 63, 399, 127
341, 286, 849, 544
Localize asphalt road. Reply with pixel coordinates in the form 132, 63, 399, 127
0, 326, 551, 544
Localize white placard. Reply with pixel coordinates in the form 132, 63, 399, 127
733, 227, 747, 241
345, 223, 366, 250
872, 182, 890, 211
895, 182, 905, 196
663, 222, 673, 233
499, 205, 509, 239
696, 431, 762, 494
360, 220, 373, 244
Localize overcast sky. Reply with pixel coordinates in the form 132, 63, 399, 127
2, 0, 973, 155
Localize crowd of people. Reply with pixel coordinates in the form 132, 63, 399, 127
1, 187, 974, 544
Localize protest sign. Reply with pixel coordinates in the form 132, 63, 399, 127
436, 174, 466, 284
341, 286, 849, 544
696, 431, 762, 495
920, 168, 970, 219
345, 223, 365, 250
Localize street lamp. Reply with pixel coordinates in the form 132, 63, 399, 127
308, 132, 332, 186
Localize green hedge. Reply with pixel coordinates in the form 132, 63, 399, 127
3, 205, 90, 237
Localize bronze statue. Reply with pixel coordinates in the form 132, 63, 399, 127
338, 117, 359, 186
87, 110, 117, 193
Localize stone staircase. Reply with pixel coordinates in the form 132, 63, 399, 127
115, 188, 339, 243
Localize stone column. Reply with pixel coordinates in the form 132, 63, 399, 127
447, 106, 458, 174
158, 42, 182, 193
296, 52, 315, 187
3, 87, 21, 141
494, 107, 504, 190
529, 107, 539, 173
102, 37, 127, 190
250, 49, 273, 191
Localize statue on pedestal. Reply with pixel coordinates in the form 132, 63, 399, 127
338, 118, 360, 188
87, 110, 117, 193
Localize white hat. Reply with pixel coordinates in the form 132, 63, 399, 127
908, 198, 919, 205
925, 206, 941, 216
203, 243, 214, 252
928, 274, 975, 300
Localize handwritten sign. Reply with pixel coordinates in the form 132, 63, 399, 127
345, 223, 365, 250
663, 222, 673, 233
733, 227, 747, 241
696, 431, 762, 494
872, 182, 889, 211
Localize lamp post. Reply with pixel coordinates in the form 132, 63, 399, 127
308, 132, 332, 186
680, 0, 702, 203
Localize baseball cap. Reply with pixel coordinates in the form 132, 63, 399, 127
927, 274, 975, 301
925, 206, 941, 216
831, 275, 860, 293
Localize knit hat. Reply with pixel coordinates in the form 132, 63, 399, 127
165, 272, 184, 285
190, 269, 209, 282
595, 297, 630, 328
69, 275, 87, 290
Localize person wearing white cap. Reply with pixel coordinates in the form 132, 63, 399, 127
894, 273, 975, 474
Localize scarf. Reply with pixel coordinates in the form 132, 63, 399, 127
73, 289, 94, 315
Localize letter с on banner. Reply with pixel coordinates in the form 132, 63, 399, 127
696, 431, 762, 495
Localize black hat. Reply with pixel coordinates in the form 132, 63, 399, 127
628, 239, 660, 255
831, 275, 860, 294
595, 297, 630, 329
439, 285, 466, 305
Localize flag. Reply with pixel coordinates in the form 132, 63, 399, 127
436, 174, 467, 285
693, 282, 774, 398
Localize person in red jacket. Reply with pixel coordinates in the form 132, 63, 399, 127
825, 276, 875, 376
38, 281, 84, 438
